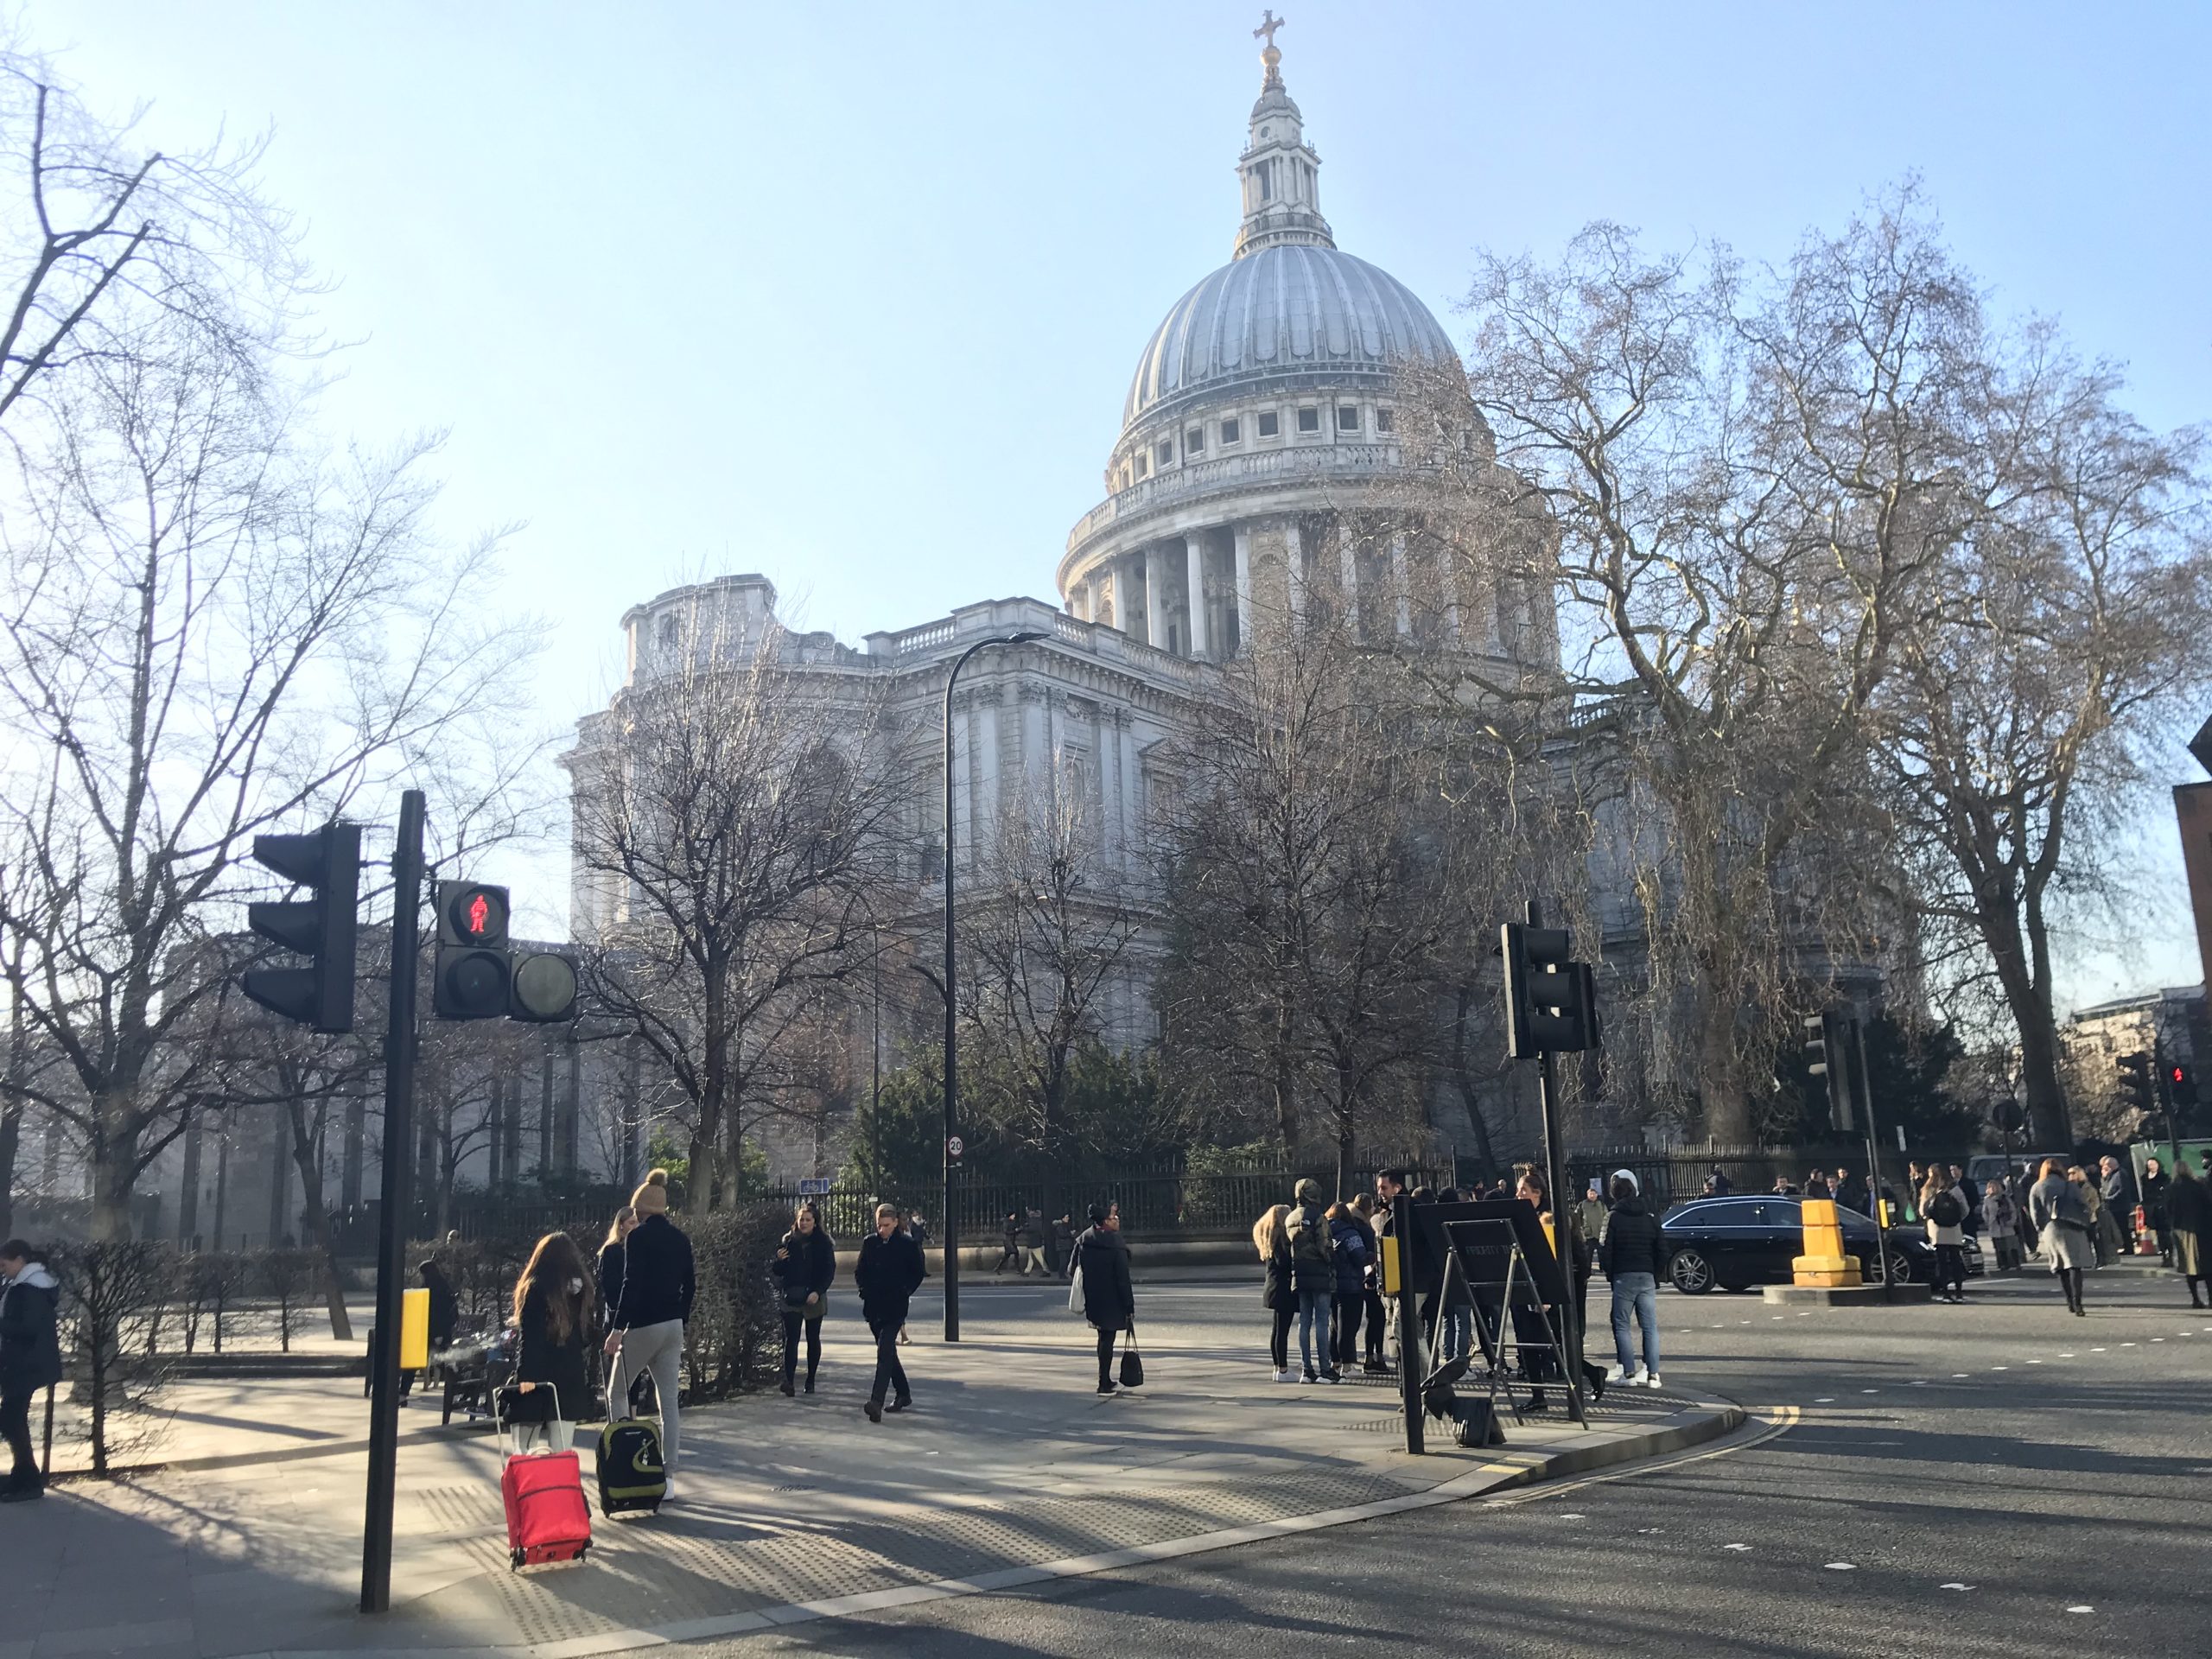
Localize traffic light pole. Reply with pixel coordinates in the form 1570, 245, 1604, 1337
1525, 899, 1587, 1423
1851, 1018, 1897, 1304
360, 789, 423, 1615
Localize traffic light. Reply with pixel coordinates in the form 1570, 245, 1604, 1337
2116, 1051, 2154, 1119
1500, 923, 1598, 1058
509, 950, 578, 1023
1802, 1011, 1856, 1133
2171, 1063, 2198, 1111
241, 822, 360, 1033
434, 880, 511, 1019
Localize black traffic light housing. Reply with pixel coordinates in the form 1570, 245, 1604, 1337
242, 822, 361, 1033
509, 950, 578, 1023
1501, 923, 1598, 1058
434, 880, 512, 1020
2117, 1051, 2154, 1120
2170, 1062, 2197, 1112
1802, 1010, 1857, 1133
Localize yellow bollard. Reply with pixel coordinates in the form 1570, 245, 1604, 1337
1792, 1198, 1862, 1287
1379, 1233, 1402, 1295
400, 1286, 430, 1371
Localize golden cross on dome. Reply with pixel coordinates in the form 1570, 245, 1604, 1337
1254, 10, 1286, 50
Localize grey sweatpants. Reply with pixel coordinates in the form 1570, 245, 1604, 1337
607, 1318, 684, 1473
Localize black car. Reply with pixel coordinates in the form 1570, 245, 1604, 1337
1658, 1195, 1983, 1294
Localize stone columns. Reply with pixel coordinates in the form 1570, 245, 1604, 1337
1144, 543, 1173, 652
1114, 710, 1141, 863
1185, 535, 1211, 659
1233, 524, 1253, 655
1339, 523, 1359, 636
1285, 518, 1306, 628
971, 686, 1001, 870
1390, 531, 1412, 636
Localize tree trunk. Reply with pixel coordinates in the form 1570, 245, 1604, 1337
90, 1105, 140, 1241
1697, 982, 1755, 1147
1983, 896, 2072, 1150
0, 1094, 19, 1240
1450, 985, 1500, 1179
286, 1098, 354, 1341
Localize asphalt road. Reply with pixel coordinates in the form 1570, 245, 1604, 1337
703, 1262, 2211, 1659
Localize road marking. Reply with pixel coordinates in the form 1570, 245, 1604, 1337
2152, 1338, 2165, 1342
2059, 1352, 2075, 1357
1637, 1527, 1662, 1534
1558, 1513, 1586, 1520
1951, 1372, 1969, 1377
2121, 1341, 2137, 1347
1724, 1543, 1753, 1551
2090, 1347, 2106, 1352
2025, 1359, 2043, 1364
1825, 1562, 1857, 1571
1859, 1389, 1878, 1394
2067, 1605, 2094, 1613
1992, 1365, 2008, 1370
1815, 1396, 1835, 1403
1940, 1583, 1972, 1592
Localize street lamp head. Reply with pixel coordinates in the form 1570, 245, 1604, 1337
1001, 630, 1047, 646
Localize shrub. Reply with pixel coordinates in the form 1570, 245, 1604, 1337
259, 1249, 319, 1352
54, 1240, 176, 1475
680, 1203, 785, 1402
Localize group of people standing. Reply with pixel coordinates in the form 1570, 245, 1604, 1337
1249, 1166, 1666, 1405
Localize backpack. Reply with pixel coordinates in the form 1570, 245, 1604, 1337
1928, 1191, 1964, 1229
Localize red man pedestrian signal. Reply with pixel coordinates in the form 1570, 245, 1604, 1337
434, 881, 511, 1020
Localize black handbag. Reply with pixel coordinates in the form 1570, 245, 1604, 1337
1119, 1327, 1145, 1389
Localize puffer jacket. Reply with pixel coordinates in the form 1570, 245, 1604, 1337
1596, 1198, 1663, 1281
1286, 1199, 1334, 1294
0, 1262, 62, 1392
1328, 1211, 1372, 1300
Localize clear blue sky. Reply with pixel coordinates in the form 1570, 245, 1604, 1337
39, 0, 2212, 1000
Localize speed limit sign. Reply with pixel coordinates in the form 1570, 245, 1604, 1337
946, 1135, 964, 1160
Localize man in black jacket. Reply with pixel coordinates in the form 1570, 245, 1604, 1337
856, 1202, 926, 1421
1597, 1175, 1664, 1389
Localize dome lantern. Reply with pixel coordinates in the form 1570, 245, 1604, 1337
1236, 12, 1333, 258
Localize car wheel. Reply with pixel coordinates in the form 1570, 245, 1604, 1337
1717, 1279, 1749, 1294
1863, 1249, 1921, 1287
1670, 1249, 1715, 1295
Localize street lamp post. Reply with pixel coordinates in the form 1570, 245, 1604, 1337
940, 629, 1045, 1342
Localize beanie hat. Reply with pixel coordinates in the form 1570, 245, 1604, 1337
632, 1168, 671, 1215
1294, 1177, 1324, 1206
1611, 1168, 1639, 1193
1087, 1201, 1110, 1226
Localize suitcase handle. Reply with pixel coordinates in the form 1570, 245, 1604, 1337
493, 1381, 563, 1453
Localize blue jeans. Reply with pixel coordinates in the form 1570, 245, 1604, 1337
1610, 1273, 1660, 1375
1297, 1288, 1333, 1375
1440, 1304, 1471, 1363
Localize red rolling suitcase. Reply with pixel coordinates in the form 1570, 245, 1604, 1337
495, 1384, 591, 1570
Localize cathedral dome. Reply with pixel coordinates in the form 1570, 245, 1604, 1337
1123, 245, 1458, 433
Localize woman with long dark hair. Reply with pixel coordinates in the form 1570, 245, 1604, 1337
772, 1203, 836, 1396
510, 1232, 593, 1454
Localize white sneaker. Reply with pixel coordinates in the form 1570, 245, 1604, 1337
1642, 1372, 1663, 1389
1274, 1367, 1297, 1382
1605, 1364, 1633, 1383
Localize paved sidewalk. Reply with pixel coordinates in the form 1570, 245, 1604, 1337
2, 1287, 1740, 1658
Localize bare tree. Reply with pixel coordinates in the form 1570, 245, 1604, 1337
1878, 338, 2212, 1147
0, 36, 307, 437
960, 753, 1146, 1165
1156, 614, 1449, 1193
571, 615, 905, 1210
0, 298, 534, 1236
1412, 188, 1985, 1143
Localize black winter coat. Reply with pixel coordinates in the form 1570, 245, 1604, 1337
855, 1229, 926, 1328
512, 1283, 590, 1421
0, 1265, 62, 1392
772, 1226, 836, 1314
2141, 1170, 2171, 1223
611, 1214, 696, 1330
1261, 1241, 1294, 1311
1598, 1198, 1664, 1281
1077, 1226, 1135, 1330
